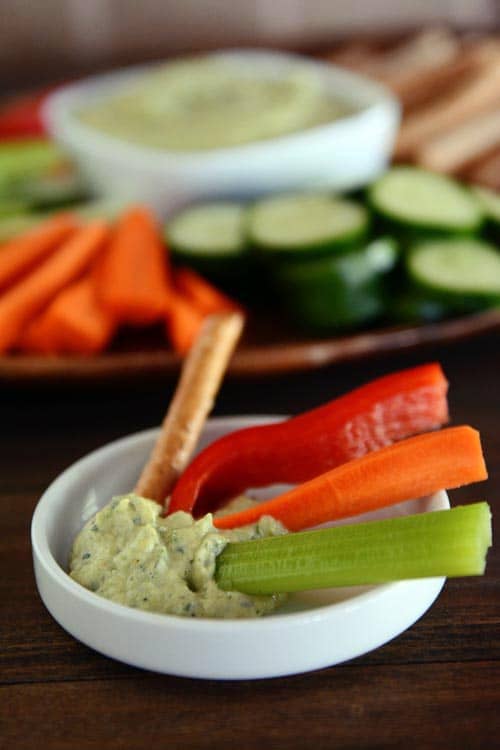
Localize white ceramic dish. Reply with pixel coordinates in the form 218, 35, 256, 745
43, 50, 400, 218
32, 416, 447, 680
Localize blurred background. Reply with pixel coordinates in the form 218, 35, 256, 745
1, 0, 499, 89
0, 0, 500, 372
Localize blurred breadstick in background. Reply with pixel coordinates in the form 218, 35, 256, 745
417, 107, 500, 173
327, 28, 458, 79
326, 41, 378, 71
325, 29, 481, 111
374, 28, 459, 81
394, 41, 500, 159
467, 149, 500, 191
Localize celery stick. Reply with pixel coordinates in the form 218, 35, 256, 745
0, 139, 62, 190
0, 197, 130, 243
215, 503, 492, 595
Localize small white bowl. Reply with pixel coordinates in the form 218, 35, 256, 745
32, 416, 448, 680
43, 50, 400, 218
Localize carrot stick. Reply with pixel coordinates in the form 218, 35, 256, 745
134, 311, 244, 503
0, 213, 77, 290
165, 291, 207, 355
17, 309, 63, 354
52, 277, 117, 354
174, 267, 242, 316
214, 426, 487, 531
19, 274, 116, 355
95, 206, 170, 325
0, 220, 109, 353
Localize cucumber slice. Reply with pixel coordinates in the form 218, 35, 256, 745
274, 237, 398, 331
247, 193, 368, 258
407, 238, 500, 310
167, 202, 248, 282
167, 202, 246, 258
167, 201, 249, 287
370, 167, 483, 234
472, 186, 500, 225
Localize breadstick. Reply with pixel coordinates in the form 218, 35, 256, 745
467, 149, 500, 190
395, 44, 500, 158
394, 37, 500, 111
326, 29, 463, 111
393, 56, 475, 111
134, 311, 244, 505
325, 41, 379, 71
416, 106, 500, 173
377, 27, 459, 82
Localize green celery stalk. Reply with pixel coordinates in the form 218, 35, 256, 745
215, 503, 492, 595
0, 197, 130, 243
0, 139, 62, 190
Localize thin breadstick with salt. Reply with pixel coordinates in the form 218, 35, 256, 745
134, 311, 244, 506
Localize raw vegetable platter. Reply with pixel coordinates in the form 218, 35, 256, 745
1, 165, 499, 383
1, 58, 500, 382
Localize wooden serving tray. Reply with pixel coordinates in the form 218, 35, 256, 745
1, 309, 498, 384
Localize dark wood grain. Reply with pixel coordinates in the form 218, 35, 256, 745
1, 331, 499, 749
3, 662, 499, 750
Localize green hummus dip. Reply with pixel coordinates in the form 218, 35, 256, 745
69, 494, 287, 618
77, 56, 350, 152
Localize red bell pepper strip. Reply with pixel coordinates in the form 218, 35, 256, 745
0, 88, 53, 139
167, 362, 449, 517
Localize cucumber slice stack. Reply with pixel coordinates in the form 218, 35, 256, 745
163, 167, 500, 334
247, 193, 368, 258
370, 167, 483, 235
273, 237, 398, 331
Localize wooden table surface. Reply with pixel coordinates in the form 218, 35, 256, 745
1, 333, 499, 749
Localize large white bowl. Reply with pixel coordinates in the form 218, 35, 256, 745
43, 50, 400, 218
32, 416, 447, 680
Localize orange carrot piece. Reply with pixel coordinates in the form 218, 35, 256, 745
17, 310, 63, 354
21, 275, 116, 355
174, 267, 242, 316
214, 426, 487, 531
95, 206, 170, 325
18, 275, 116, 355
54, 278, 116, 354
0, 220, 109, 353
0, 213, 77, 290
165, 292, 206, 355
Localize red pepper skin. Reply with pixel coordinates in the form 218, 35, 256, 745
0, 89, 52, 139
168, 363, 449, 517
